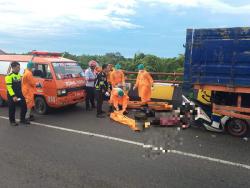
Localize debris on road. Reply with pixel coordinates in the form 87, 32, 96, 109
142, 127, 183, 159
243, 137, 248, 142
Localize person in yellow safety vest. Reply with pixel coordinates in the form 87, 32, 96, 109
95, 64, 109, 118
5, 61, 28, 126
22, 61, 37, 121
133, 64, 154, 103
109, 88, 129, 114
110, 64, 125, 88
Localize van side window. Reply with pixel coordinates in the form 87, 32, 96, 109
45, 65, 53, 79
0, 61, 10, 75
33, 64, 52, 79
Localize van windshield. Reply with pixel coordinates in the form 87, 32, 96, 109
52, 62, 84, 79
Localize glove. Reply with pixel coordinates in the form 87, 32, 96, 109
105, 92, 110, 97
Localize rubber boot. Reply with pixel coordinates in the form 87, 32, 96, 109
26, 109, 31, 120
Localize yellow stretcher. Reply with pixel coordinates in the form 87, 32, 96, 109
110, 111, 140, 131
127, 101, 173, 111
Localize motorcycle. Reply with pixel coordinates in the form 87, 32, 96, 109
181, 95, 249, 137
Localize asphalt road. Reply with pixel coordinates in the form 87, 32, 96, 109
0, 103, 250, 188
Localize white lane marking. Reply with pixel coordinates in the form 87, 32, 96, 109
0, 116, 144, 147
1, 115, 250, 170
169, 150, 250, 170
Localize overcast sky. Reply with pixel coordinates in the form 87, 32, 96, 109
0, 0, 250, 57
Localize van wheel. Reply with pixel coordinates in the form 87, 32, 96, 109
226, 118, 249, 137
0, 96, 5, 107
35, 96, 48, 115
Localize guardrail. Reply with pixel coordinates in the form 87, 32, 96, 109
124, 71, 183, 84
83, 68, 184, 84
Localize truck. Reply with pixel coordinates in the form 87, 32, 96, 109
184, 27, 250, 136
0, 51, 86, 114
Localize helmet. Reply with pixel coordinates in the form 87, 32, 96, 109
88, 60, 97, 67
95, 66, 102, 73
27, 61, 34, 69
137, 64, 144, 70
115, 64, 121, 70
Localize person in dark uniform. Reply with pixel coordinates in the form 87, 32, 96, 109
95, 64, 110, 118
5, 61, 29, 126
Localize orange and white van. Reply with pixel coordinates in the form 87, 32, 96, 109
0, 51, 86, 114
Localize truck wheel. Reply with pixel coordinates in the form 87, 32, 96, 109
35, 96, 48, 115
0, 96, 5, 107
226, 118, 249, 137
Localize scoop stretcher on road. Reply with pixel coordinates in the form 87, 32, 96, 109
127, 101, 173, 111
110, 111, 140, 131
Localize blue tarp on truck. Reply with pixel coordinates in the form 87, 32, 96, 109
184, 27, 250, 93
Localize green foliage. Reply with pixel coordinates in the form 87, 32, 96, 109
63, 52, 184, 80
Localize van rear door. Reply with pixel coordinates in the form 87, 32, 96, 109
0, 61, 11, 101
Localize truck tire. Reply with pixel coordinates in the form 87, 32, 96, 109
0, 96, 5, 107
35, 96, 48, 115
226, 118, 249, 137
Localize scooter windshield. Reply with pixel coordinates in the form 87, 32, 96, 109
53, 62, 84, 79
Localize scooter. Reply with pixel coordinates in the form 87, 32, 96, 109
180, 95, 249, 137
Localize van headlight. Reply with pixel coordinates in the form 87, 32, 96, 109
57, 89, 67, 96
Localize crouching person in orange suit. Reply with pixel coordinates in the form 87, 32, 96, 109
109, 88, 129, 115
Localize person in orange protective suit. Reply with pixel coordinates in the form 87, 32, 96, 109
110, 64, 125, 88
107, 64, 114, 84
106, 64, 114, 92
109, 88, 129, 114
22, 61, 37, 121
133, 64, 154, 103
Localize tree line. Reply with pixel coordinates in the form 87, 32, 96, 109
63, 52, 184, 81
